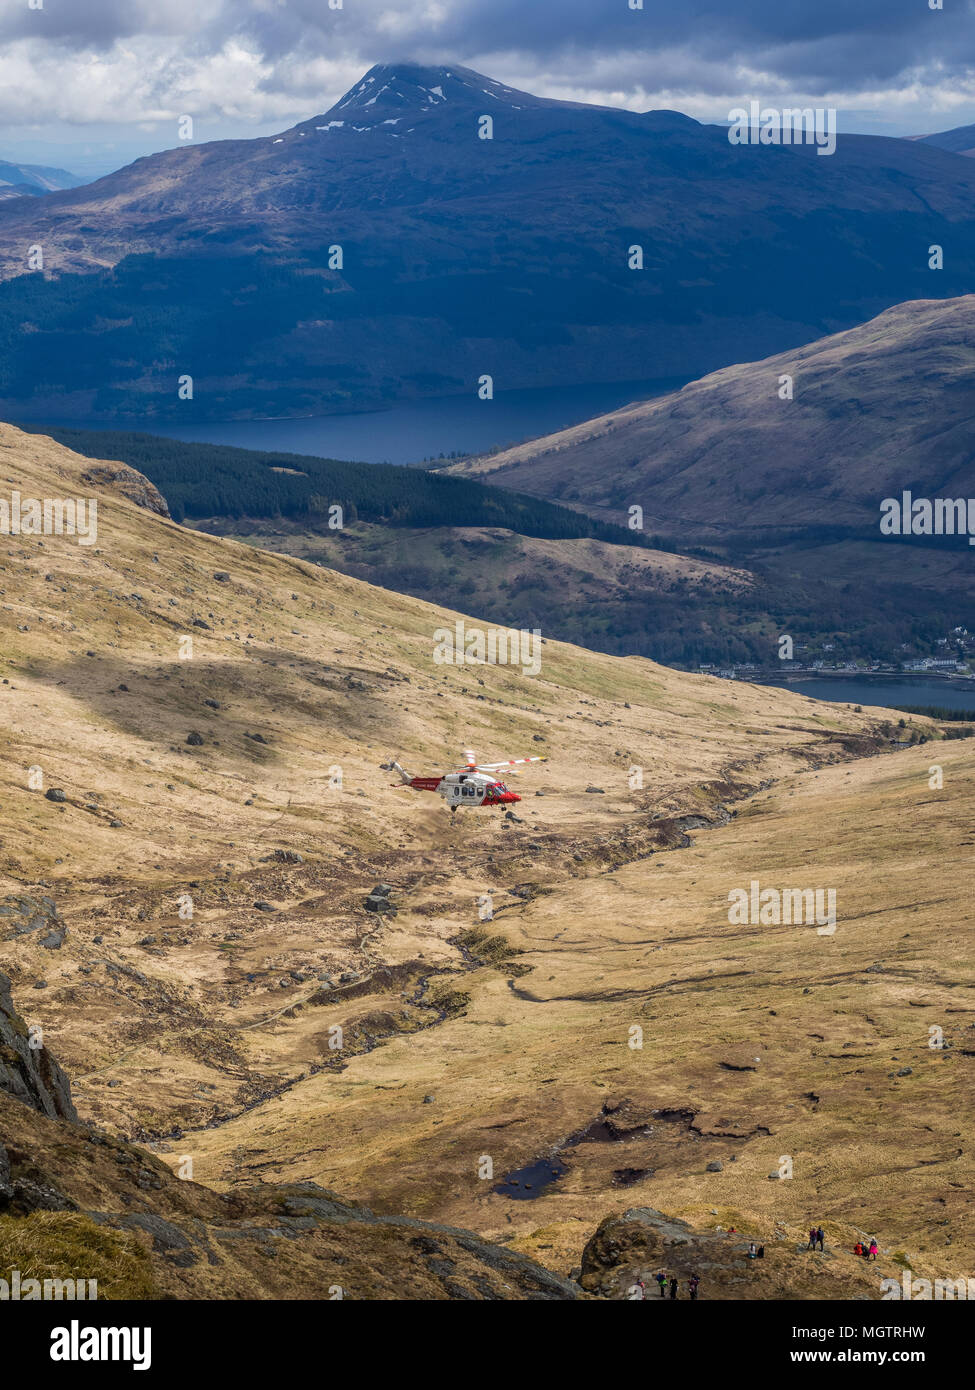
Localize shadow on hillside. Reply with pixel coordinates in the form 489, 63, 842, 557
27, 647, 412, 765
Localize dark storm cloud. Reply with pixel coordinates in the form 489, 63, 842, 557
6, 0, 974, 94
401, 0, 975, 93
0, 0, 211, 45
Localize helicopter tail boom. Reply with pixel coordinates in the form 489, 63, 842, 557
383, 758, 414, 785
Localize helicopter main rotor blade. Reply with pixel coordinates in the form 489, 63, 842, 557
473, 756, 546, 773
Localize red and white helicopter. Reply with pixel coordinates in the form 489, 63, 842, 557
382, 750, 545, 810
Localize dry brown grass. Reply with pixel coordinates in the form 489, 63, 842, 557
0, 422, 964, 1298
0, 1212, 155, 1299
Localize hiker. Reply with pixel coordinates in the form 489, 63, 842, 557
816, 1226, 825, 1251
868, 1240, 878, 1262
807, 1227, 817, 1249
854, 1242, 863, 1258
748, 1242, 757, 1259
757, 1245, 765, 1259
689, 1274, 700, 1300
655, 1272, 667, 1297
636, 1277, 647, 1299
669, 1276, 679, 1299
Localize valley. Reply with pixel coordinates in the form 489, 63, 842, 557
1, 424, 971, 1300
18, 286, 972, 674
132, 377, 683, 467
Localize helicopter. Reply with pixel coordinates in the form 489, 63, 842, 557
382, 750, 545, 810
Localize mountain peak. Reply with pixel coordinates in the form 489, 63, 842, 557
316, 63, 702, 136
326, 62, 552, 122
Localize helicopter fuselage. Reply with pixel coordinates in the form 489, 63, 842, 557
411, 770, 519, 807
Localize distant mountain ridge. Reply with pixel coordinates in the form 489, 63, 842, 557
0, 158, 83, 200
1, 63, 975, 421
440, 295, 975, 662
912, 122, 975, 157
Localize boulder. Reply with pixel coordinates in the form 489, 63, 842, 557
364, 884, 397, 915
579, 1207, 696, 1295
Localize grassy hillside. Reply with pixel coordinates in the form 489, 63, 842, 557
443, 296, 975, 537
24, 423, 957, 669
3, 421, 962, 1299
442, 297, 975, 665
194, 513, 757, 666
22, 424, 791, 666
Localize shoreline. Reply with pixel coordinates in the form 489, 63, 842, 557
753, 673, 975, 689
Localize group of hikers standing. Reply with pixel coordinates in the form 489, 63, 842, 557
636, 1272, 701, 1300
809, 1224, 879, 1260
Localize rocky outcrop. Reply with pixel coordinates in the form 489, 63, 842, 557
579, 1205, 795, 1299
79, 462, 171, 517
0, 1139, 11, 1203
0, 965, 578, 1299
0, 893, 68, 951
577, 1206, 880, 1301
0, 1088, 581, 1298
580, 1206, 701, 1295
0, 893, 61, 938
0, 967, 78, 1121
